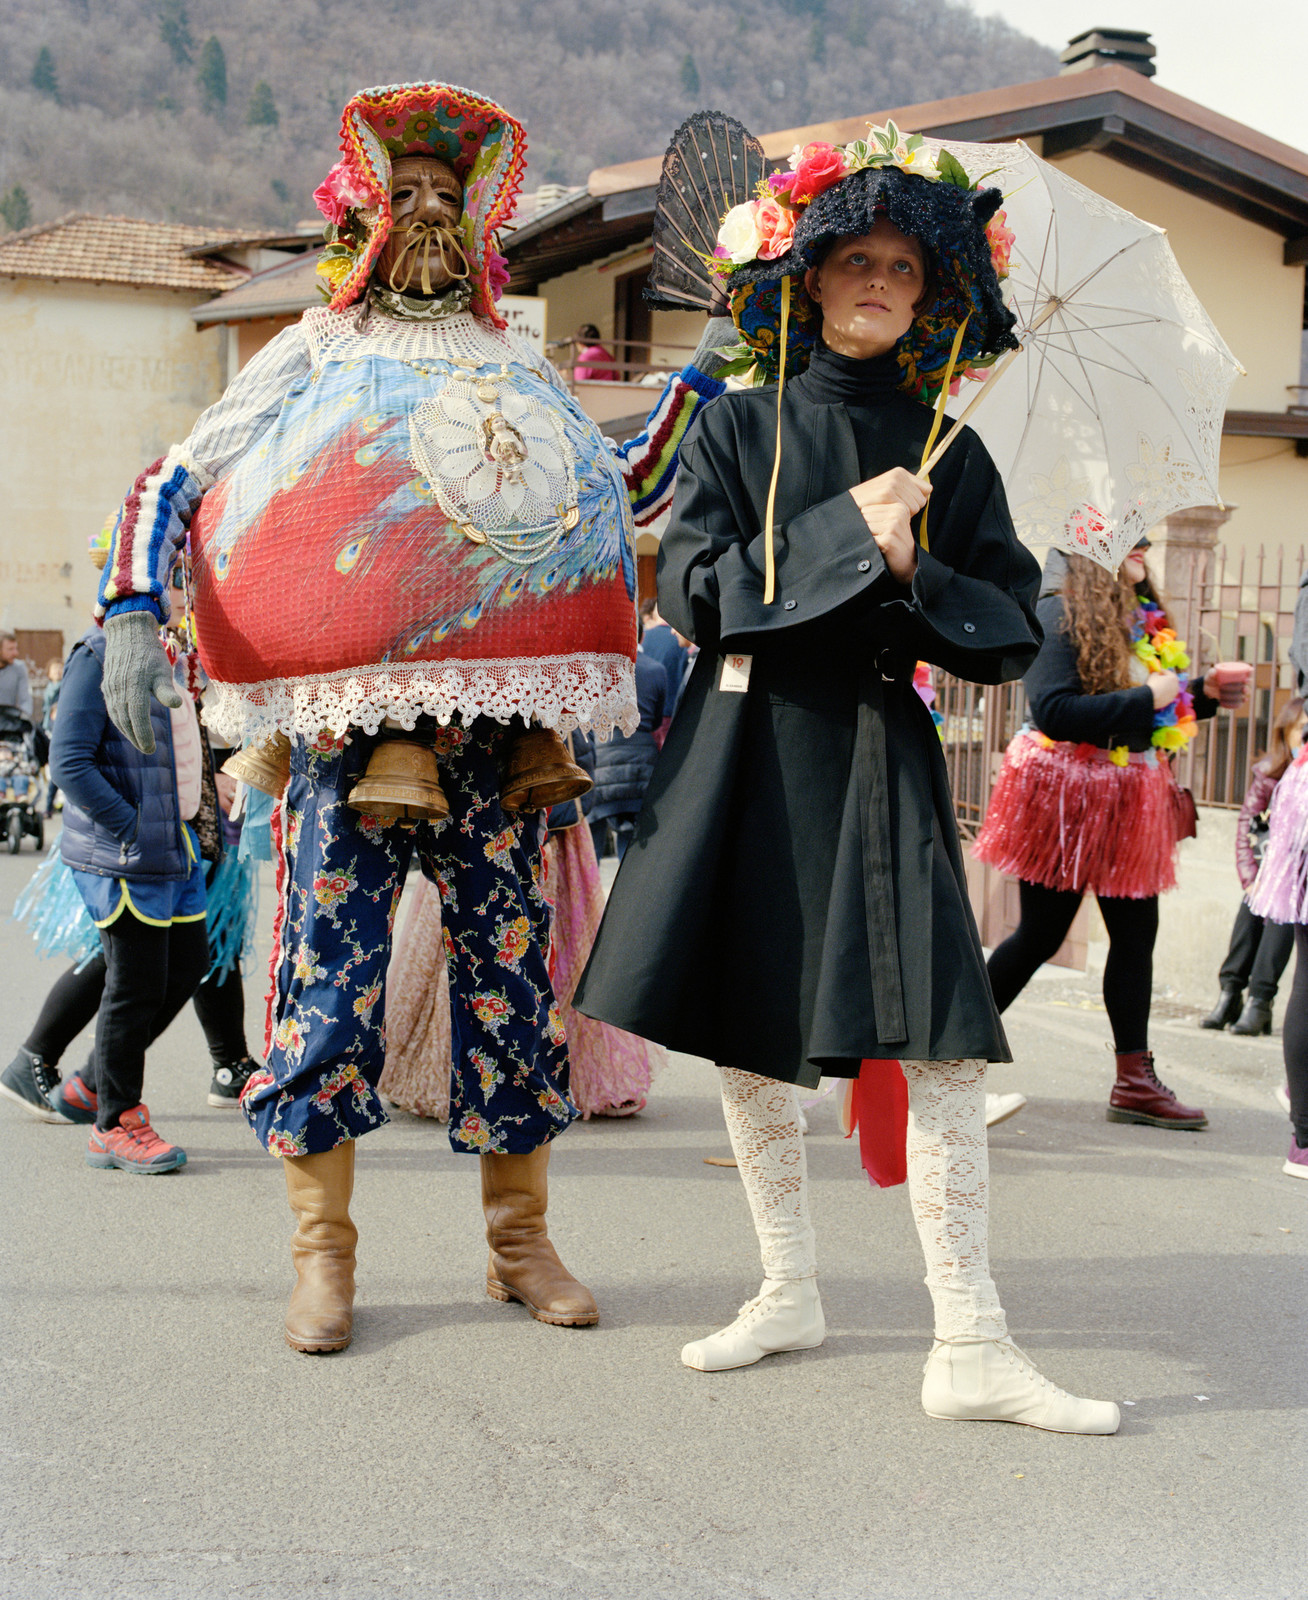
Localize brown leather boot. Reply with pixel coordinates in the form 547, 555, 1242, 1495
283, 1142, 357, 1353
481, 1144, 598, 1326
1107, 1051, 1208, 1130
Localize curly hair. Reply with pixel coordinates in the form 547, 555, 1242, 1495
1062, 553, 1165, 695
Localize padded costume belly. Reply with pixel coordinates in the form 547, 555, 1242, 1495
189, 353, 636, 687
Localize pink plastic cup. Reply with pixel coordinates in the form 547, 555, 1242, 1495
1206, 661, 1253, 708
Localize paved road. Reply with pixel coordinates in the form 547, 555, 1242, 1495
0, 843, 1303, 1600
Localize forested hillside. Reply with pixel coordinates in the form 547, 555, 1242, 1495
0, 0, 1055, 232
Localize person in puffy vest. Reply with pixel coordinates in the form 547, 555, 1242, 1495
44, 628, 209, 1172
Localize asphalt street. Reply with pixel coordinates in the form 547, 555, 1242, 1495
0, 841, 1303, 1600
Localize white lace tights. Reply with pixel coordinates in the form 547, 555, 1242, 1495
718, 1061, 1008, 1341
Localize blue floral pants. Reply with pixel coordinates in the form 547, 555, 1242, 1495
241, 723, 576, 1159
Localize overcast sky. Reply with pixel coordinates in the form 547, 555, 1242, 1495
975, 0, 1308, 154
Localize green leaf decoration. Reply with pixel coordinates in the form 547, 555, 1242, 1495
934, 149, 973, 190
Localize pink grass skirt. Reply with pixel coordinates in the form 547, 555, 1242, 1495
1246, 756, 1308, 924
973, 731, 1181, 899
379, 825, 665, 1119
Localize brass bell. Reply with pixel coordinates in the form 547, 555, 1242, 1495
499, 725, 593, 813
222, 732, 293, 801
347, 738, 450, 824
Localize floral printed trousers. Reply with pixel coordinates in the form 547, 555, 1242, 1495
241, 722, 576, 1159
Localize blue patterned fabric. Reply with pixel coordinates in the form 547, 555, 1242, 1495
242, 722, 575, 1158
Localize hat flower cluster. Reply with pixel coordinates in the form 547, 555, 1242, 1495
710, 120, 1011, 285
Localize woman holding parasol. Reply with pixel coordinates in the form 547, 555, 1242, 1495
575, 121, 1119, 1431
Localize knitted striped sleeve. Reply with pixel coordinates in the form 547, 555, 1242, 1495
612, 362, 727, 528
98, 326, 313, 622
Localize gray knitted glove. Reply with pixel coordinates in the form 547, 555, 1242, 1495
102, 611, 182, 754
690, 311, 745, 380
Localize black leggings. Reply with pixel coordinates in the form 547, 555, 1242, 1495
1278, 926, 1308, 1147
986, 879, 1158, 1054
25, 953, 251, 1070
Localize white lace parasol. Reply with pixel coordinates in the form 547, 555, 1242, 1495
920, 139, 1243, 571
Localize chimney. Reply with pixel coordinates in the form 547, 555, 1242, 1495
1059, 27, 1156, 77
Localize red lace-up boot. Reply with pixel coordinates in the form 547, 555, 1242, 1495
1107, 1051, 1207, 1130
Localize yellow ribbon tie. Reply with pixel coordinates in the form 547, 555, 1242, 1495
915, 313, 970, 554
762, 276, 791, 606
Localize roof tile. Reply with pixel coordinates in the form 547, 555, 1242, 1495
0, 213, 248, 293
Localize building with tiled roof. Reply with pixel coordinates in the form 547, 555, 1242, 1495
0, 214, 247, 295
0, 214, 292, 654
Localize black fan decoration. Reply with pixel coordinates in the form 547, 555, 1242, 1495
645, 110, 767, 311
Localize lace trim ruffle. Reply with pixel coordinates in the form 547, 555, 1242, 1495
201, 653, 638, 746
301, 305, 538, 371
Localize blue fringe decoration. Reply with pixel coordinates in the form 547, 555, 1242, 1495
204, 851, 258, 982
13, 846, 101, 969
12, 842, 258, 983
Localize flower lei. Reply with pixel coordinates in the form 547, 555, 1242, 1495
709, 120, 1013, 290
1115, 597, 1197, 763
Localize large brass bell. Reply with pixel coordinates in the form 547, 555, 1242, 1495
347, 737, 450, 824
499, 725, 593, 813
222, 732, 293, 801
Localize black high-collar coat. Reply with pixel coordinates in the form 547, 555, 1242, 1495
574, 345, 1043, 1084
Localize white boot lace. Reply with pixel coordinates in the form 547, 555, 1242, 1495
998, 1340, 1063, 1398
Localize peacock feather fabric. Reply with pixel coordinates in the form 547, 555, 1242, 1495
187, 308, 638, 747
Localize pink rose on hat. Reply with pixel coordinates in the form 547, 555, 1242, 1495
313, 161, 378, 226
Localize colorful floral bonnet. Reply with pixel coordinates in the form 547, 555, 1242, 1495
713, 122, 1018, 401
313, 81, 526, 327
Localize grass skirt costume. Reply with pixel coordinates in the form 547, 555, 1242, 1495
975, 731, 1182, 898
1247, 754, 1308, 925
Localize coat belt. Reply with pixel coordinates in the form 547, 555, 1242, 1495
856, 663, 907, 1043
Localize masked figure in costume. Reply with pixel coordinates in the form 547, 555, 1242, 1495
576, 125, 1120, 1431
94, 82, 731, 1352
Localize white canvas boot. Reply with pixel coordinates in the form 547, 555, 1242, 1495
921, 1339, 1120, 1434
984, 1091, 1027, 1127
681, 1278, 825, 1372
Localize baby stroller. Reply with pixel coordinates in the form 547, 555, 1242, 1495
0, 706, 45, 854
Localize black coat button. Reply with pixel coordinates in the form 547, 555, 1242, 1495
783, 599, 797, 611
857, 559, 871, 573
963, 622, 976, 634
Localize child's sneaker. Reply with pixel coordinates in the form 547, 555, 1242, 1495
86, 1105, 186, 1174
207, 1057, 258, 1109
0, 1048, 69, 1123
1283, 1139, 1308, 1181
49, 1069, 98, 1124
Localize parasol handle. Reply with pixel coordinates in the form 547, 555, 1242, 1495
921, 296, 1062, 477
